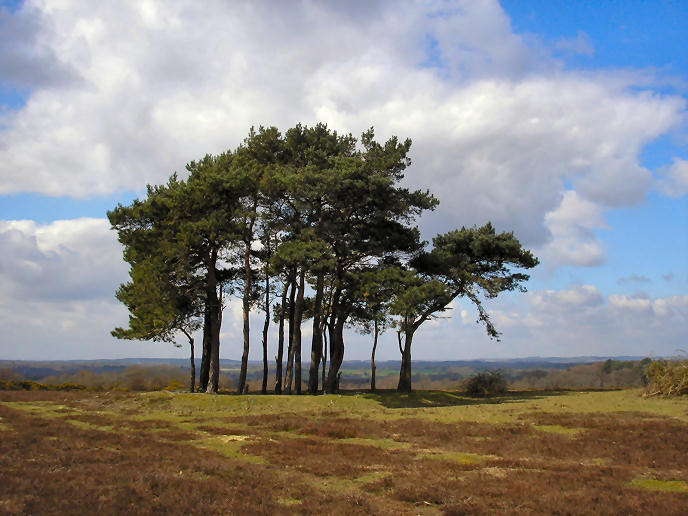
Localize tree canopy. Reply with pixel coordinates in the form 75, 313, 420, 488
109, 123, 538, 394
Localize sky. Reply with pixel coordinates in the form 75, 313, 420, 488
0, 0, 686, 362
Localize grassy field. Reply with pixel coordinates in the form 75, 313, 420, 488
1, 389, 687, 514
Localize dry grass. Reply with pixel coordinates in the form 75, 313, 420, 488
1, 388, 687, 514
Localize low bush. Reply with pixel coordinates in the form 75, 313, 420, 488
645, 360, 688, 397
462, 370, 508, 396
0, 379, 87, 391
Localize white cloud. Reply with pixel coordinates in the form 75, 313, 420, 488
609, 294, 652, 312
0, 218, 126, 301
655, 158, 688, 198
0, 1, 686, 360
405, 286, 688, 360
537, 191, 608, 268
555, 30, 595, 56
0, 1, 683, 251
530, 284, 604, 311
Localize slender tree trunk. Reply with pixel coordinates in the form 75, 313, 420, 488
397, 328, 414, 393
275, 281, 288, 394
293, 268, 305, 395
308, 272, 324, 393
284, 273, 297, 394
238, 238, 253, 394
206, 256, 221, 394
324, 276, 345, 393
321, 325, 328, 394
370, 319, 378, 392
199, 305, 211, 392
261, 268, 270, 395
183, 330, 195, 393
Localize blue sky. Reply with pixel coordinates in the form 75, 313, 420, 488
501, 0, 688, 301
0, 0, 686, 360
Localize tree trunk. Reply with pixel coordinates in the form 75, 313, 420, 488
261, 269, 270, 395
284, 273, 297, 394
237, 238, 252, 394
321, 325, 327, 394
308, 272, 324, 394
205, 257, 221, 394
199, 304, 211, 392
370, 319, 378, 392
325, 311, 346, 393
397, 329, 414, 393
293, 268, 305, 395
186, 333, 195, 393
275, 281, 288, 394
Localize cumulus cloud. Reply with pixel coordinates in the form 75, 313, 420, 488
405, 286, 688, 360
655, 158, 688, 198
0, 217, 137, 359
536, 190, 608, 268
0, 218, 126, 301
0, 3, 81, 90
0, 1, 686, 360
0, 0, 684, 253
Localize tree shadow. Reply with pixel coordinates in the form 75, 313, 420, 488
345, 389, 569, 409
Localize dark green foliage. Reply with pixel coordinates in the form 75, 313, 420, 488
462, 370, 508, 396
108, 122, 537, 396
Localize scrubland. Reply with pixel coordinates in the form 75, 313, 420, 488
1, 388, 687, 514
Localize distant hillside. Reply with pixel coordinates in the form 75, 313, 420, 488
1, 356, 651, 391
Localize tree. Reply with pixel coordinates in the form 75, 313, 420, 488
110, 155, 240, 394
392, 224, 538, 392
111, 256, 202, 392
318, 129, 437, 393
229, 127, 284, 395
348, 265, 401, 391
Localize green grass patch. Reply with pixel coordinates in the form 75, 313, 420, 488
277, 497, 302, 506
310, 470, 392, 494
63, 419, 116, 432
630, 477, 688, 492
533, 424, 585, 436
194, 435, 268, 464
339, 437, 410, 450
2, 401, 81, 416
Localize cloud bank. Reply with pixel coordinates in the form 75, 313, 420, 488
0, 0, 685, 359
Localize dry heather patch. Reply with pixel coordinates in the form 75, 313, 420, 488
1, 390, 687, 514
242, 435, 415, 478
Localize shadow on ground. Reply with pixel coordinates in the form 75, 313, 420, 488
348, 389, 570, 409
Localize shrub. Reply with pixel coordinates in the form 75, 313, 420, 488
462, 370, 508, 396
645, 360, 688, 397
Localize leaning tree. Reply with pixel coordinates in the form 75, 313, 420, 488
392, 223, 539, 392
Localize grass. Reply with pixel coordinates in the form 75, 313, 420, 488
532, 424, 585, 436
631, 477, 688, 493
1, 388, 687, 514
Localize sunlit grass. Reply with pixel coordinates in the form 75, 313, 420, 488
338, 437, 411, 450
630, 477, 688, 492
533, 424, 585, 436
193, 435, 268, 464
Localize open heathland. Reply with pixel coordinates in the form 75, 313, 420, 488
1, 389, 687, 514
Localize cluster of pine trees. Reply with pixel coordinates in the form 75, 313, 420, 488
108, 123, 537, 394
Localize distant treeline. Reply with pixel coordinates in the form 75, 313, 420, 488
0, 358, 658, 392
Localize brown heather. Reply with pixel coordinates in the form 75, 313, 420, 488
1, 389, 687, 515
